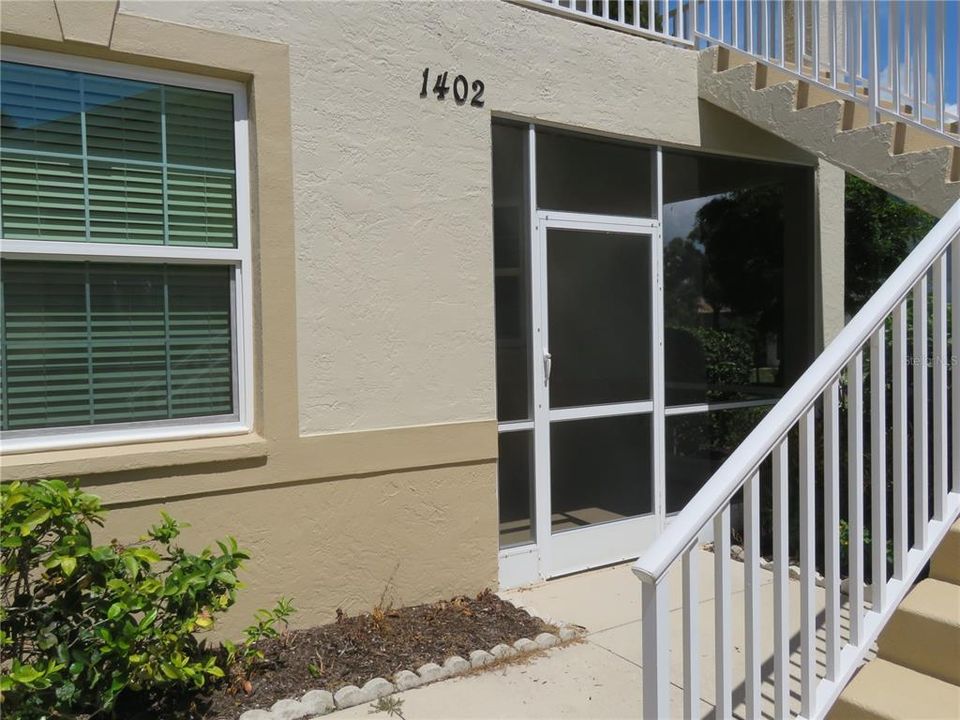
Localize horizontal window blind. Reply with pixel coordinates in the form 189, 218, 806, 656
0, 61, 237, 247
0, 260, 234, 431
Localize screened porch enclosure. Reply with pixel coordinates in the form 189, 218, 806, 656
492, 120, 817, 584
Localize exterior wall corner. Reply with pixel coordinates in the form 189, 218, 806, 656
816, 159, 847, 346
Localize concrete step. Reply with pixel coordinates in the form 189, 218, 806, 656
877, 578, 960, 686
931, 520, 960, 585
828, 658, 960, 720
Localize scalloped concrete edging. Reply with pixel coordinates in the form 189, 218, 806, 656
237, 622, 584, 720
701, 542, 855, 595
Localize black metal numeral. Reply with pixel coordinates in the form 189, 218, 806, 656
470, 79, 485, 107
433, 71, 450, 100
453, 75, 468, 104
419, 69, 484, 108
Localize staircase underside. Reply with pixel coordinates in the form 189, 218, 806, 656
698, 46, 960, 218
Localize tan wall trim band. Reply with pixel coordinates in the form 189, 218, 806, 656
1, 420, 498, 506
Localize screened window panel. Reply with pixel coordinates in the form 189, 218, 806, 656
83, 76, 162, 162
167, 169, 237, 247
2, 263, 92, 429
0, 61, 237, 248
165, 87, 235, 169
0, 63, 82, 155
1, 261, 234, 431
87, 161, 164, 244
0, 155, 86, 241
168, 267, 233, 418
89, 265, 168, 423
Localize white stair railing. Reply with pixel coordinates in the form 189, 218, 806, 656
634, 199, 960, 719
511, 0, 696, 47
519, 1, 959, 140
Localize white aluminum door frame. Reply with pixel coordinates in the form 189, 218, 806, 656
533, 210, 666, 579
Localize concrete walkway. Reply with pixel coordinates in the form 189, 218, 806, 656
333, 549, 857, 719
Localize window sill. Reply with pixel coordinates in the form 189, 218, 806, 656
0, 431, 268, 482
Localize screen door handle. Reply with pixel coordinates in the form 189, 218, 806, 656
543, 350, 552, 383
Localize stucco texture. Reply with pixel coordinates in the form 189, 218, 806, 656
1, 0, 844, 635
120, 0, 830, 436
102, 461, 497, 634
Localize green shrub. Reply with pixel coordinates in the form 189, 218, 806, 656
0, 479, 251, 718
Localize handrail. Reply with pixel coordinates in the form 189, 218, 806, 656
510, 0, 695, 47
633, 197, 960, 584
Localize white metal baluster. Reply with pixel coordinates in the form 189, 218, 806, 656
892, 0, 900, 117
746, 0, 754, 54
854, 0, 862, 95
892, 301, 908, 580
714, 0, 727, 42
913, 276, 929, 549
829, 0, 837, 88
868, 0, 878, 122
886, 0, 893, 106
824, 379, 841, 680
848, 352, 865, 645
773, 438, 790, 716
602, 0, 610, 19
649, 0, 656, 31
778, 0, 785, 66
714, 507, 732, 720
933, 254, 947, 520
914, 1, 923, 124
682, 547, 699, 719
953, 242, 960, 494
870, 325, 887, 611
744, 469, 761, 719
920, 0, 928, 123
903, 0, 910, 109
730, 0, 740, 48
793, 0, 801, 70
704, 0, 710, 37
761, 0, 769, 60
634, 0, 641, 28
678, 0, 685, 41
799, 408, 816, 719
619, 0, 626, 25
846, 0, 856, 91
662, 0, 669, 36
811, 0, 820, 82
691, 0, 697, 38
641, 577, 669, 719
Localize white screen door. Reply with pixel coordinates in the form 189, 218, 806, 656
533, 212, 664, 578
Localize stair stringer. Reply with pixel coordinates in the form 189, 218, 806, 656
698, 47, 960, 217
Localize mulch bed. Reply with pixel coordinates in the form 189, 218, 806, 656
118, 589, 553, 720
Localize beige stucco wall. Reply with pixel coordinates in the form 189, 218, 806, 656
104, 461, 497, 631
0, 0, 845, 635
119, 0, 837, 435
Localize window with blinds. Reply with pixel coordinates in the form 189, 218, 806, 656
0, 55, 245, 439
0, 62, 236, 247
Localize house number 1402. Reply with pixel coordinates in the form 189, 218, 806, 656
420, 68, 485, 107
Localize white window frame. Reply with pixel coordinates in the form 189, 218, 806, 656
0, 47, 254, 453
